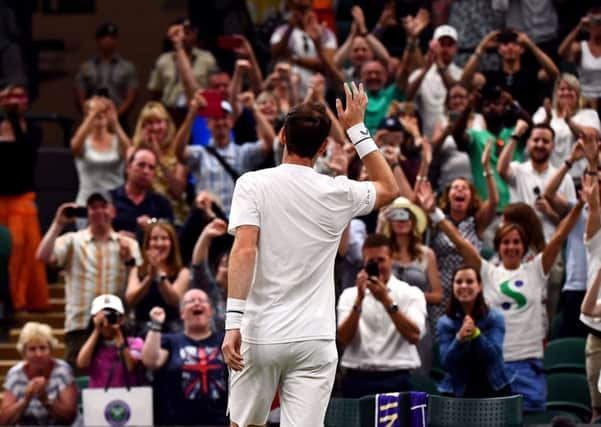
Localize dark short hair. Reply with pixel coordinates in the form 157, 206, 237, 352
446, 265, 489, 319
530, 123, 556, 141
362, 233, 393, 252
493, 223, 529, 253
283, 102, 331, 159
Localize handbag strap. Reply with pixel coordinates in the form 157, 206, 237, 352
104, 344, 131, 392
204, 144, 240, 182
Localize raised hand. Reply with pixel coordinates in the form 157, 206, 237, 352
116, 234, 132, 262
189, 90, 207, 111
235, 59, 251, 75
351, 6, 368, 34
481, 138, 493, 170
167, 25, 185, 48
203, 218, 228, 239
149, 306, 166, 324
415, 179, 436, 213
335, 81, 368, 130
378, 1, 397, 28
569, 139, 585, 163
54, 202, 79, 227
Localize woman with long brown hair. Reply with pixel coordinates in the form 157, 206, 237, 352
436, 266, 514, 397
126, 222, 189, 334
429, 141, 498, 329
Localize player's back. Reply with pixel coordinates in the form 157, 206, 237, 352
228, 163, 375, 344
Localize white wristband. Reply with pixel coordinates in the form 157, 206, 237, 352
225, 312, 243, 330
225, 298, 246, 330
429, 208, 445, 225
346, 123, 378, 159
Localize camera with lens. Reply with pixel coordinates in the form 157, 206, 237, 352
103, 309, 119, 325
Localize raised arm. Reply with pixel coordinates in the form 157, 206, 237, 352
232, 35, 263, 94
174, 91, 206, 164
558, 17, 585, 63
406, 50, 434, 101
461, 31, 499, 88
583, 133, 601, 239
543, 141, 584, 214
192, 218, 227, 265
518, 32, 559, 81
106, 100, 132, 155
416, 180, 481, 270
475, 138, 499, 233
168, 25, 201, 101
542, 199, 585, 274
334, 22, 357, 67
141, 307, 170, 370
36, 203, 76, 265
496, 119, 529, 181
70, 98, 103, 157
336, 82, 399, 208
582, 268, 601, 317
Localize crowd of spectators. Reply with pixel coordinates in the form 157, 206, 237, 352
1, 0, 601, 424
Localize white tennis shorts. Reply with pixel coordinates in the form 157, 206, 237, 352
228, 339, 338, 427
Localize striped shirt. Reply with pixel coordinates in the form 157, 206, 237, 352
53, 229, 141, 332
3, 359, 73, 425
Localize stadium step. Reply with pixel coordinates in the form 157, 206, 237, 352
14, 312, 65, 329
49, 284, 65, 299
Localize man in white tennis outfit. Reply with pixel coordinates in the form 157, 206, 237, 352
222, 82, 399, 427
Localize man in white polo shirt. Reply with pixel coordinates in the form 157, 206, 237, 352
221, 82, 399, 427
337, 233, 426, 398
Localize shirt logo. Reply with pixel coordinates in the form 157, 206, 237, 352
499, 280, 526, 310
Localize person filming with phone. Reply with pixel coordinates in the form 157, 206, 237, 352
36, 192, 142, 371
336, 233, 426, 398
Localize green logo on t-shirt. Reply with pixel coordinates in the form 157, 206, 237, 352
500, 280, 526, 310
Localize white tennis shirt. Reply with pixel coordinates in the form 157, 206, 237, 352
228, 164, 376, 344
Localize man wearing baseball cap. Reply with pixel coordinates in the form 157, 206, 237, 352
36, 191, 142, 371
406, 25, 463, 138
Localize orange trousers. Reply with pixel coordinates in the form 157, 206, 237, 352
0, 193, 49, 311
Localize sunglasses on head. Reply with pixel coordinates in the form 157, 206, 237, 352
386, 208, 411, 221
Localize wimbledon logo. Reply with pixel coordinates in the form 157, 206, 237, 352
104, 399, 131, 427
499, 280, 526, 310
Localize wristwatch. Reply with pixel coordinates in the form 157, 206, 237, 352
387, 303, 399, 314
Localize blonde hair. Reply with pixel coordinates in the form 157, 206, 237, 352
16, 322, 58, 356
552, 73, 583, 112
132, 101, 177, 155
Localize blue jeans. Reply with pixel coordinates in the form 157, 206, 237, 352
506, 359, 546, 412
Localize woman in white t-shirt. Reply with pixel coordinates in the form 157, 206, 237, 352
71, 96, 131, 206
532, 74, 600, 179
416, 180, 585, 412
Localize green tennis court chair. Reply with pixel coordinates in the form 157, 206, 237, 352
427, 394, 523, 427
